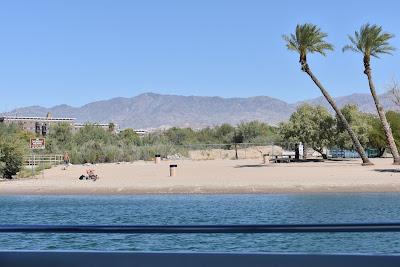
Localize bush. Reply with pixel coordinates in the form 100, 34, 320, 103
0, 136, 27, 179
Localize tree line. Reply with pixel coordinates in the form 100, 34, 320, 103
1, 104, 399, 178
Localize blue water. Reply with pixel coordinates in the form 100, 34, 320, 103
1, 193, 400, 253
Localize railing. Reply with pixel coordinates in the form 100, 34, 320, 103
1, 223, 400, 266
24, 154, 63, 166
2, 223, 400, 234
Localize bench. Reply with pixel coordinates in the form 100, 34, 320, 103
272, 155, 294, 163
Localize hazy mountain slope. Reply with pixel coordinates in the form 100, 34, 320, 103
3, 92, 398, 129
299, 92, 397, 113
2, 93, 294, 128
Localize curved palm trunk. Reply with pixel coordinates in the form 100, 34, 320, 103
301, 62, 373, 165
364, 62, 400, 165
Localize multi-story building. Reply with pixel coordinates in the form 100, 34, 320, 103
0, 113, 119, 135
73, 122, 120, 134
0, 113, 75, 136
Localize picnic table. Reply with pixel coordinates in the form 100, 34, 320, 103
272, 154, 294, 163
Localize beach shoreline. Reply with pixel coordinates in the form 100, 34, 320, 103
1, 158, 400, 195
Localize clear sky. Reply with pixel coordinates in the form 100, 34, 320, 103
1, 0, 400, 109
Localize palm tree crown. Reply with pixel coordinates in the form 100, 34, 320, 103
343, 24, 395, 70
282, 23, 334, 70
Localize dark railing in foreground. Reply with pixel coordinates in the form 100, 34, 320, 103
2, 222, 400, 234
2, 223, 400, 267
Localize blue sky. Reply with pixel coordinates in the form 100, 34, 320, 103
1, 0, 400, 109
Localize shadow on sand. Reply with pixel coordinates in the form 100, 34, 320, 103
234, 164, 272, 168
374, 169, 400, 173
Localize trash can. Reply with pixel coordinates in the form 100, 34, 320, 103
169, 164, 177, 177
155, 154, 161, 164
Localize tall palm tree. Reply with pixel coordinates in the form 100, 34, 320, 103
283, 23, 373, 165
343, 24, 400, 165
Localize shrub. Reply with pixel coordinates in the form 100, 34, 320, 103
0, 136, 27, 179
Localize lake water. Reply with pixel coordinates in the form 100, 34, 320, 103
1, 193, 400, 253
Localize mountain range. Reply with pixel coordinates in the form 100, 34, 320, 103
2, 92, 398, 129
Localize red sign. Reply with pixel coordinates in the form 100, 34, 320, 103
30, 138, 46, 149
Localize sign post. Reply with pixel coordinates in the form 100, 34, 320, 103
30, 138, 46, 177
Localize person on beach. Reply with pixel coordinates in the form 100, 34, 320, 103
86, 169, 98, 181
78, 169, 98, 181
63, 151, 70, 165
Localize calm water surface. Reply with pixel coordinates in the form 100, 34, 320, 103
1, 193, 400, 253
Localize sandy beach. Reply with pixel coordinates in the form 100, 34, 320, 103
0, 158, 399, 195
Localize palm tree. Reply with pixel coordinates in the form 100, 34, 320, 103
283, 23, 373, 165
343, 24, 400, 165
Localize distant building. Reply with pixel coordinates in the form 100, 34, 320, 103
133, 129, 148, 136
0, 113, 75, 136
0, 113, 119, 135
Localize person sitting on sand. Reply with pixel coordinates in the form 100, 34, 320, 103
78, 169, 98, 181
86, 169, 98, 181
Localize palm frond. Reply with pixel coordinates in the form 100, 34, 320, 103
282, 23, 333, 59
343, 23, 396, 58
342, 44, 358, 53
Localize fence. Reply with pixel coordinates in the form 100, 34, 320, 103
180, 143, 285, 160
1, 223, 400, 267
329, 148, 381, 159
24, 154, 64, 166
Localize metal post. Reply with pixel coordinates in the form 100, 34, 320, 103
31, 151, 34, 177
32, 152, 35, 177
234, 129, 238, 160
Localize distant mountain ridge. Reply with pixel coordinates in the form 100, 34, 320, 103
2, 92, 398, 129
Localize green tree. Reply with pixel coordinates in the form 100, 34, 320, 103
118, 128, 140, 145
73, 124, 113, 145
46, 123, 73, 153
0, 135, 26, 179
368, 111, 400, 156
214, 124, 235, 144
283, 23, 372, 165
237, 121, 278, 143
368, 116, 387, 157
108, 122, 116, 132
164, 127, 197, 145
335, 105, 371, 150
343, 23, 399, 164
279, 104, 335, 159
196, 127, 219, 144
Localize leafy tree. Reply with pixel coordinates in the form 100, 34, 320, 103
0, 135, 26, 179
335, 105, 371, 150
118, 128, 140, 145
73, 124, 114, 145
343, 24, 399, 164
164, 127, 197, 145
368, 111, 400, 156
237, 121, 278, 143
368, 116, 387, 157
196, 127, 219, 144
283, 23, 372, 165
46, 123, 73, 153
108, 122, 116, 132
279, 104, 335, 159
214, 124, 235, 144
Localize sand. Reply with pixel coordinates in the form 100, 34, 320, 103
0, 158, 400, 195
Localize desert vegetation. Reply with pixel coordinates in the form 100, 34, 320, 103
1, 105, 400, 179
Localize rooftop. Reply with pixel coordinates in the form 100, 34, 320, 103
0, 116, 76, 122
